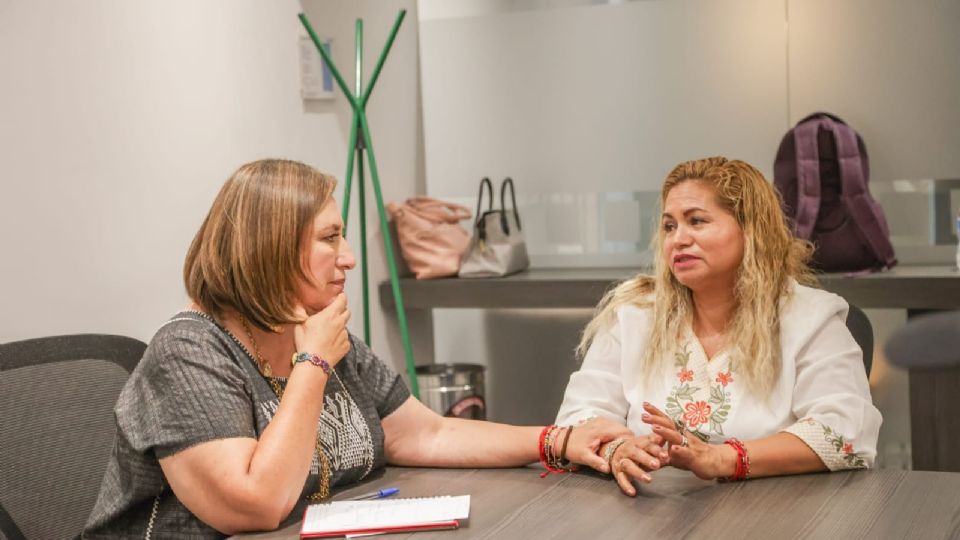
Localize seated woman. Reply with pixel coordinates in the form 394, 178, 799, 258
84, 159, 628, 537
556, 157, 882, 496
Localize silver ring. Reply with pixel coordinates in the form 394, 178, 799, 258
675, 418, 686, 433
680, 435, 689, 448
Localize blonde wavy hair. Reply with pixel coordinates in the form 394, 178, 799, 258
577, 157, 816, 398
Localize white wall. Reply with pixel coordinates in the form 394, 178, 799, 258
419, 0, 960, 258
789, 0, 960, 264
416, 0, 960, 428
420, 0, 789, 197
300, 0, 428, 380
789, 0, 960, 179
0, 0, 423, 379
3, 0, 956, 428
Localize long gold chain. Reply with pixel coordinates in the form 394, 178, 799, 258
239, 315, 330, 502
239, 315, 273, 377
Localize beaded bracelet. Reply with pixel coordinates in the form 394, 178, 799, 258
538, 425, 551, 468
559, 425, 573, 467
539, 425, 576, 476
544, 425, 564, 471
551, 426, 576, 471
722, 438, 750, 481
291, 351, 332, 374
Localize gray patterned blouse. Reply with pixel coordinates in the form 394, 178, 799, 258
83, 311, 410, 538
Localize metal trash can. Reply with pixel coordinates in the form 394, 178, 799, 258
415, 364, 486, 420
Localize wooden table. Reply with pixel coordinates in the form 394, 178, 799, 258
236, 466, 960, 539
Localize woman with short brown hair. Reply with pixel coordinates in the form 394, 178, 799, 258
84, 159, 629, 537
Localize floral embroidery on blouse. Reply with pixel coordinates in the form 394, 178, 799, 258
783, 418, 870, 471
683, 401, 712, 427
798, 418, 866, 468
665, 343, 732, 442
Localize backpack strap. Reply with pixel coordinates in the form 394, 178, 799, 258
818, 116, 898, 269
791, 119, 823, 240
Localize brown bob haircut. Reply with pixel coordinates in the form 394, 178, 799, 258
184, 159, 337, 330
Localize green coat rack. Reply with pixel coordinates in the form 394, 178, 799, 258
299, 10, 420, 398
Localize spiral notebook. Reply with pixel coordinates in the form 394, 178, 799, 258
300, 495, 471, 538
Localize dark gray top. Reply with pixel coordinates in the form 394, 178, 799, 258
83, 311, 409, 539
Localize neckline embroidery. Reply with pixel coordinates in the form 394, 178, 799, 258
664, 339, 735, 442
689, 324, 730, 366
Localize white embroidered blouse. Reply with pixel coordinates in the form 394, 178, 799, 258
556, 282, 882, 470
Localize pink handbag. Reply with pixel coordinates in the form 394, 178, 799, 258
386, 197, 471, 279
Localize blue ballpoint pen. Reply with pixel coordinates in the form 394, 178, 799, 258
345, 487, 400, 501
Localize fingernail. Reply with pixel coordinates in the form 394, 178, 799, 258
650, 460, 659, 468
642, 413, 650, 419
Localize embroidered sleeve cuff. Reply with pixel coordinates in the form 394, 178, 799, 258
782, 417, 868, 471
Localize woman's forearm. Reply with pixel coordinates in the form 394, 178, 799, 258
734, 432, 827, 478
246, 365, 329, 509
418, 418, 542, 467
383, 398, 542, 467
384, 398, 631, 472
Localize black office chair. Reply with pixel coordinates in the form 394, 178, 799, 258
0, 334, 146, 540
845, 303, 873, 378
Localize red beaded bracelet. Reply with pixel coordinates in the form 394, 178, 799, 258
538, 425, 551, 469
723, 438, 750, 481
538, 424, 573, 477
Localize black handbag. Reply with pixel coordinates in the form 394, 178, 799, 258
458, 177, 530, 277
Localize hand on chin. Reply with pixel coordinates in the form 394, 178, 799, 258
303, 294, 348, 316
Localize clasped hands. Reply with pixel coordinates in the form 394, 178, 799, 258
603, 402, 735, 496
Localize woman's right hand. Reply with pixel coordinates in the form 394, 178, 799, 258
563, 417, 634, 473
293, 293, 352, 368
609, 434, 668, 496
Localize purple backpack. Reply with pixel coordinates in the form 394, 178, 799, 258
773, 112, 897, 272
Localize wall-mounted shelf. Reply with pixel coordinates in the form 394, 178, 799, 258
379, 265, 960, 311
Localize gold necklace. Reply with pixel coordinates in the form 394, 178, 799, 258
239, 315, 273, 377
239, 315, 330, 502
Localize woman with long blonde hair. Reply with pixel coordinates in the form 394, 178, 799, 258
556, 157, 881, 496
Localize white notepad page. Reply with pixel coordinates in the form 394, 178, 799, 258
303, 495, 471, 531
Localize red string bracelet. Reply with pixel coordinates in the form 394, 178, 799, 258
723, 438, 750, 481
538, 425, 551, 471
538, 425, 572, 477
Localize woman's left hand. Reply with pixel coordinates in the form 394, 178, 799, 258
564, 417, 634, 474
640, 402, 735, 481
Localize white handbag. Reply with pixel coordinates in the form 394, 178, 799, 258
459, 177, 530, 278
